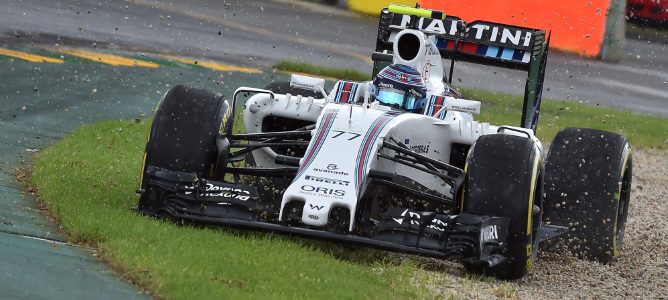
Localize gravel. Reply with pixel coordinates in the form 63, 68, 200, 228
416, 147, 668, 299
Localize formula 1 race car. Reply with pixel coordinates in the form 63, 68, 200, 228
136, 5, 632, 279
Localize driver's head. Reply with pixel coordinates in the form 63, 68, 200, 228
372, 64, 426, 113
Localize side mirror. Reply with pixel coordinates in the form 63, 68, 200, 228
446, 98, 481, 114
290, 74, 329, 101
290, 74, 326, 93
431, 97, 482, 116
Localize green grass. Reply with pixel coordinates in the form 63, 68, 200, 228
276, 61, 668, 148
274, 60, 371, 81
31, 119, 427, 300
461, 88, 668, 148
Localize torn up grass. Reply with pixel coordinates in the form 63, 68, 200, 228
274, 60, 371, 81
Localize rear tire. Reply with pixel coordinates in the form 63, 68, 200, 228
543, 128, 632, 262
461, 134, 543, 280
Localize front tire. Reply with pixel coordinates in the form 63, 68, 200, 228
543, 128, 632, 262
138, 85, 230, 212
461, 134, 543, 280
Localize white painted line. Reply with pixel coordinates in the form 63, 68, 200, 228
586, 77, 668, 100
7, 232, 77, 247
596, 63, 668, 81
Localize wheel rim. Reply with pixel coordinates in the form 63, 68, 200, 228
613, 157, 632, 255
531, 170, 543, 250
524, 156, 542, 271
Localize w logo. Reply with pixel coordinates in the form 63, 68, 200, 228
309, 204, 325, 211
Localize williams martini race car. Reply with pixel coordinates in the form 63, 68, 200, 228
136, 5, 633, 279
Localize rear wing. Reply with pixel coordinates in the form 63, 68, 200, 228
373, 5, 550, 131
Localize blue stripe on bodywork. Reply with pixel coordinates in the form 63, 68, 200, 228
333, 82, 344, 103
354, 115, 385, 190
354, 113, 395, 193
348, 83, 359, 103
294, 108, 339, 179
476, 44, 488, 55
501, 48, 514, 60
436, 37, 446, 48
485, 46, 499, 58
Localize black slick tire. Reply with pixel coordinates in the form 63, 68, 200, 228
461, 134, 543, 280
139, 85, 230, 205
543, 128, 632, 262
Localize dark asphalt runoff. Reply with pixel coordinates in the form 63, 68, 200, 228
0, 0, 666, 299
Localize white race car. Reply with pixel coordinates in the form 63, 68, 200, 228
137, 5, 632, 279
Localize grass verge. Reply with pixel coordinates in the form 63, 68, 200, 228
31, 119, 427, 300
275, 61, 668, 148
274, 60, 371, 81
461, 88, 668, 147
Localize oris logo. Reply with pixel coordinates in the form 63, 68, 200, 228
300, 185, 346, 198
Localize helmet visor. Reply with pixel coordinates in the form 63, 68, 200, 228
376, 87, 423, 111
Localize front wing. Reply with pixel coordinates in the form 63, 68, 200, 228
138, 165, 510, 267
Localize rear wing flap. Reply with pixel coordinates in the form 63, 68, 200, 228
374, 6, 550, 131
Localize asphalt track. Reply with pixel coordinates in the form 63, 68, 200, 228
0, 49, 282, 298
2, 0, 667, 116
0, 0, 666, 299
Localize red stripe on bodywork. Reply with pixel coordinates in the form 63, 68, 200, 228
340, 82, 352, 103
356, 116, 388, 191
445, 40, 455, 50
432, 96, 445, 117
297, 111, 335, 175
459, 42, 479, 53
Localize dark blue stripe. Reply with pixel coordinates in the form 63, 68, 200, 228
334, 82, 344, 103
436, 37, 446, 48
476, 44, 488, 55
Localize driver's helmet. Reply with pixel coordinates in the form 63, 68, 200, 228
371, 64, 427, 113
